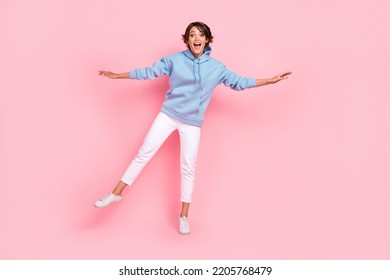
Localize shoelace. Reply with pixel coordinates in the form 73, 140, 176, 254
100, 194, 113, 202
180, 218, 189, 228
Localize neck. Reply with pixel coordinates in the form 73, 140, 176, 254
192, 52, 202, 59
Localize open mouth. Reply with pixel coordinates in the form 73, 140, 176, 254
193, 43, 202, 49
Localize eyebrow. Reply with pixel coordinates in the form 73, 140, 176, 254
189, 30, 204, 34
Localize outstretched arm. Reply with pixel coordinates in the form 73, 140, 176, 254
99, 71, 129, 79
99, 57, 170, 80
256, 71, 292, 87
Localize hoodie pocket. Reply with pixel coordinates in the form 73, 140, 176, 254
168, 90, 201, 117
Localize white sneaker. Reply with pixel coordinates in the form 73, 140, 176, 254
179, 216, 191, 235
94, 193, 122, 208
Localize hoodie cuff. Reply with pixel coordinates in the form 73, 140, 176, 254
129, 71, 136, 79
248, 78, 257, 88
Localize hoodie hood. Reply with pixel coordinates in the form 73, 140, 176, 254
182, 46, 212, 90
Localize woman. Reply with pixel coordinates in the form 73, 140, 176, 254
96, 22, 291, 235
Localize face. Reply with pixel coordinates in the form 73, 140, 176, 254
186, 26, 209, 59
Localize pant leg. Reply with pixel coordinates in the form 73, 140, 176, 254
178, 122, 201, 203
121, 112, 177, 185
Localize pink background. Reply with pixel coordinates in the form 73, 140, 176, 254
1, 0, 390, 259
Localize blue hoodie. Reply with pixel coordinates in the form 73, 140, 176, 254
130, 47, 256, 127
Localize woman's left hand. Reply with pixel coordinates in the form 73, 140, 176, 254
271, 72, 292, 83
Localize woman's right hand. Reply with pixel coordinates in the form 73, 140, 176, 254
99, 70, 118, 79
99, 71, 130, 79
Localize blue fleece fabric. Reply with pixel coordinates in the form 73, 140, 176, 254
130, 47, 256, 127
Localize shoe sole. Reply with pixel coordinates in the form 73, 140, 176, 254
94, 204, 106, 208
94, 199, 121, 208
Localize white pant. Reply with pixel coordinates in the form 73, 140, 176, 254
121, 112, 201, 203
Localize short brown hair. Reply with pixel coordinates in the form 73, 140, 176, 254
182, 22, 214, 49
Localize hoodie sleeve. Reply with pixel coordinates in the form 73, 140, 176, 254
220, 67, 257, 91
129, 57, 171, 80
